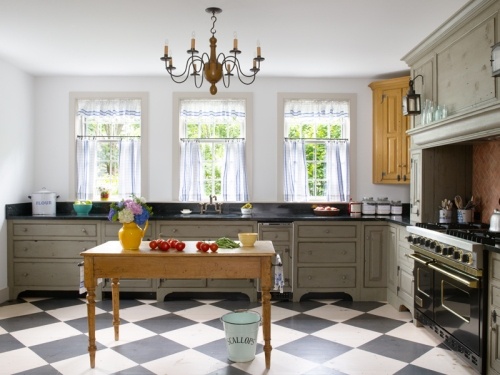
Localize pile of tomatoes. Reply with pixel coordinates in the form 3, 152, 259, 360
196, 241, 218, 252
149, 238, 185, 251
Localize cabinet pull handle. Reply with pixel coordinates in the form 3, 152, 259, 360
397, 175, 401, 181
403, 175, 407, 181
493, 309, 498, 324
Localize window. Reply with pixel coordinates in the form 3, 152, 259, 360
70, 94, 148, 201
177, 97, 250, 202
281, 96, 352, 202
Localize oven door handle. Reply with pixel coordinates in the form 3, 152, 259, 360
406, 253, 432, 265
428, 263, 479, 289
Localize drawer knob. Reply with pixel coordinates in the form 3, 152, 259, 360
23, 273, 29, 277
308, 250, 312, 255
173, 229, 178, 233
81, 228, 87, 233
23, 228, 28, 232
308, 275, 312, 280
342, 275, 347, 280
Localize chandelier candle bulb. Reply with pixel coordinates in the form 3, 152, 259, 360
191, 32, 195, 49
233, 32, 238, 49
164, 40, 169, 56
257, 41, 261, 57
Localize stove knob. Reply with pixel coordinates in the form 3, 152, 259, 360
413, 237, 420, 245
419, 237, 426, 245
429, 241, 436, 249
425, 239, 431, 247
453, 250, 462, 260
462, 253, 472, 264
442, 247, 451, 256
435, 245, 442, 253
407, 235, 413, 243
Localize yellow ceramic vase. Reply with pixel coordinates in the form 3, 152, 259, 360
118, 221, 148, 250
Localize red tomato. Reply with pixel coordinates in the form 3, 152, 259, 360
196, 241, 203, 250
159, 241, 170, 251
149, 240, 158, 250
175, 241, 186, 251
169, 239, 179, 248
200, 242, 210, 252
209, 243, 218, 252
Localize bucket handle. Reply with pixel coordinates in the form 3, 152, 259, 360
221, 309, 262, 326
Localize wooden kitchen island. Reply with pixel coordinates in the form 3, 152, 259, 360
80, 240, 275, 369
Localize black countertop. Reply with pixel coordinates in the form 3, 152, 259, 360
5, 201, 411, 226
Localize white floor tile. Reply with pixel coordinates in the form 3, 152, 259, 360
257, 323, 308, 347
93, 322, 157, 347
117, 303, 170, 322
0, 302, 43, 319
52, 348, 138, 375
368, 304, 413, 321
142, 348, 227, 374
161, 322, 226, 347
47, 304, 106, 322
0, 347, 48, 374
324, 348, 408, 374
176, 304, 236, 323
235, 348, 319, 375
304, 304, 365, 322
385, 322, 442, 347
11, 321, 82, 346
312, 322, 382, 347
411, 347, 477, 374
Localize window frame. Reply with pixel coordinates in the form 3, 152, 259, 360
172, 92, 253, 202
69, 92, 149, 201
277, 92, 356, 202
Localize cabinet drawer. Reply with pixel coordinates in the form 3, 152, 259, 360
14, 261, 80, 286
298, 267, 356, 288
398, 227, 409, 243
207, 279, 254, 288
492, 254, 500, 282
157, 222, 256, 240
297, 225, 357, 238
14, 240, 97, 258
160, 279, 207, 287
103, 278, 154, 289
102, 222, 154, 240
260, 230, 290, 242
298, 242, 356, 263
13, 223, 97, 237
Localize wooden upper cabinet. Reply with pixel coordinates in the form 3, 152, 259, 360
369, 76, 410, 184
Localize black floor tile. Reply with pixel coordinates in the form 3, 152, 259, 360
111, 335, 189, 363
273, 313, 336, 334
394, 364, 445, 375
276, 335, 352, 363
0, 312, 60, 332
342, 312, 406, 334
133, 313, 197, 334
359, 334, 433, 363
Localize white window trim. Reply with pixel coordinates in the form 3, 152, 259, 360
69, 92, 150, 200
277, 92, 357, 202
172, 92, 254, 202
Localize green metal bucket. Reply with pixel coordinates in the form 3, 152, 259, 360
221, 310, 261, 362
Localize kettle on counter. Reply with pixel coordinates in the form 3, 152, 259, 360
491, 209, 500, 233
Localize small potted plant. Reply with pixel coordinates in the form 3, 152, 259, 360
99, 187, 110, 201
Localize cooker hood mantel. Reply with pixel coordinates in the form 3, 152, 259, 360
407, 102, 500, 148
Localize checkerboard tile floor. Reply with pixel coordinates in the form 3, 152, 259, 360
0, 296, 477, 375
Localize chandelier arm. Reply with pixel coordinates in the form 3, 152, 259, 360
223, 56, 259, 84
166, 55, 206, 84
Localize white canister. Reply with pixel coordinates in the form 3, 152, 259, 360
457, 209, 472, 224
439, 209, 452, 223
29, 187, 59, 216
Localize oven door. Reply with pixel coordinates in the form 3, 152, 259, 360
430, 262, 482, 355
408, 253, 434, 320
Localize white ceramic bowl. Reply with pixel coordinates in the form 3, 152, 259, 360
181, 209, 192, 214
238, 232, 258, 247
241, 208, 252, 215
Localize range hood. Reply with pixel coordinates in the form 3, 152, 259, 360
408, 102, 500, 148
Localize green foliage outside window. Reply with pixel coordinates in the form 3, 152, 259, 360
287, 122, 342, 198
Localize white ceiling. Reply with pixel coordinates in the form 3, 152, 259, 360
0, 0, 470, 79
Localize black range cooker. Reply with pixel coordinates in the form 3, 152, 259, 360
406, 223, 500, 374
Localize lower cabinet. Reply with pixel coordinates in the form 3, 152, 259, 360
155, 220, 258, 302
489, 252, 500, 375
8, 220, 100, 299
386, 224, 414, 317
293, 221, 363, 301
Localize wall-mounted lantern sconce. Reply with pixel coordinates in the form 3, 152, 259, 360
402, 75, 424, 116
491, 42, 500, 77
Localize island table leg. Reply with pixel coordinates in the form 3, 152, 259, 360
261, 258, 272, 369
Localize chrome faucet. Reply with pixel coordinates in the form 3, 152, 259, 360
200, 195, 223, 214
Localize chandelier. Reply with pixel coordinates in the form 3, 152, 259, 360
160, 7, 264, 95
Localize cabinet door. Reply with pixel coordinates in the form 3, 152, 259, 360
387, 226, 398, 294
410, 149, 422, 222
490, 253, 500, 374
364, 225, 387, 288
371, 77, 410, 185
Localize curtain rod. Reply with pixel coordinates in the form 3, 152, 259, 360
180, 138, 245, 141
77, 135, 140, 139
284, 138, 348, 141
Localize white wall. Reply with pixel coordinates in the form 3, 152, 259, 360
0, 58, 34, 301
33, 75, 410, 203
